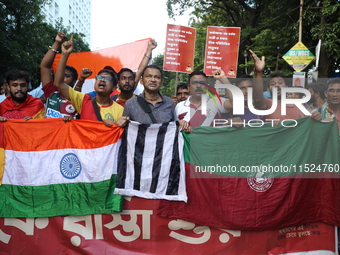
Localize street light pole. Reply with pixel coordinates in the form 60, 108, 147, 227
299, 0, 303, 42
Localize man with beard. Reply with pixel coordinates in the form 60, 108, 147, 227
115, 39, 157, 106
112, 68, 136, 107
0, 70, 45, 121
306, 82, 327, 113
87, 39, 158, 107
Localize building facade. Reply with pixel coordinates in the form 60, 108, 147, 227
41, 0, 92, 46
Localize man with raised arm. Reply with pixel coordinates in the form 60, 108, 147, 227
250, 50, 323, 124
88, 39, 158, 107
54, 36, 124, 127
249, 50, 313, 122
40, 32, 92, 120
212, 69, 263, 122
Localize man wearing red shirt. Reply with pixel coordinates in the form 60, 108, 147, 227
0, 70, 45, 121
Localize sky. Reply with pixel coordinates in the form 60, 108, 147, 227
91, 0, 193, 56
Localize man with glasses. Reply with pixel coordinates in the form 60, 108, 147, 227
175, 70, 230, 127
54, 36, 124, 127
318, 78, 340, 134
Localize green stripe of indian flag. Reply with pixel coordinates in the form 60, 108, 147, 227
2, 142, 121, 186
0, 175, 122, 217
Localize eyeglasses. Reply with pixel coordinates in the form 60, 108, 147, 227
96, 75, 113, 82
326, 89, 340, 94
191, 81, 206, 85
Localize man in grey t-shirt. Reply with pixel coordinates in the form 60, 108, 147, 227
118, 65, 189, 131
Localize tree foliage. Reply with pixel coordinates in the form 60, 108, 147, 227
153, 54, 189, 98
0, 0, 90, 86
166, 0, 340, 78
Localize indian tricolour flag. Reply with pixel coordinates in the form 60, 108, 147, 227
0, 119, 124, 218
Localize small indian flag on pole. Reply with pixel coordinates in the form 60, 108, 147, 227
0, 119, 124, 218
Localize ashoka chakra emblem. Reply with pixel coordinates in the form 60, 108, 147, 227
60, 153, 82, 179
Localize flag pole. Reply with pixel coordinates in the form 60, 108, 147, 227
174, 71, 178, 96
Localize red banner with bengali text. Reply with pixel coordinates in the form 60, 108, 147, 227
0, 197, 336, 255
204, 26, 241, 77
163, 24, 196, 73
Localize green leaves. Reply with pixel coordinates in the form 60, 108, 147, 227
0, 0, 90, 85
167, 0, 340, 77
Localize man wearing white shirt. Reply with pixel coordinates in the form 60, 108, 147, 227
176, 70, 229, 127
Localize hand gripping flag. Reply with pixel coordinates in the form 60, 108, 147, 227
158, 117, 340, 230
0, 119, 124, 217
114, 121, 187, 202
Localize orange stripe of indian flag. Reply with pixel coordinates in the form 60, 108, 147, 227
4, 118, 123, 151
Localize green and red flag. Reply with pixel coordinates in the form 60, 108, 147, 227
159, 117, 340, 230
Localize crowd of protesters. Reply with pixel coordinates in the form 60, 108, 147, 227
0, 33, 339, 135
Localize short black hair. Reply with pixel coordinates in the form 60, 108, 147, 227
141, 64, 163, 79
269, 72, 286, 79
65, 65, 78, 85
117, 68, 134, 80
0, 77, 6, 86
188, 70, 206, 84
177, 82, 188, 92
5, 70, 30, 84
267, 72, 288, 87
98, 69, 118, 86
307, 82, 327, 100
235, 74, 253, 87
327, 78, 340, 88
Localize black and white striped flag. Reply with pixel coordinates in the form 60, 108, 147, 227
114, 121, 187, 202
